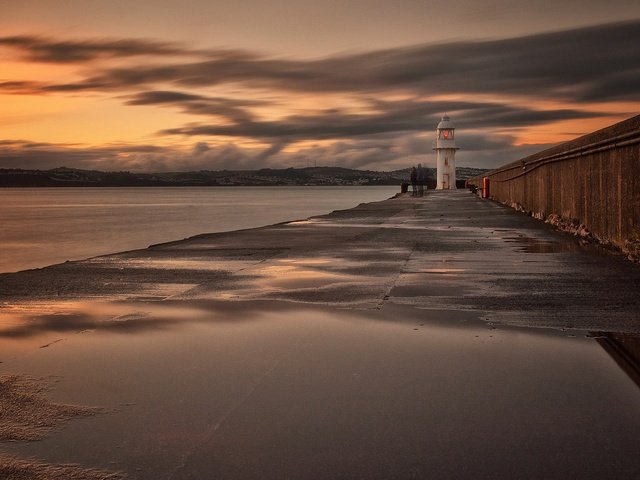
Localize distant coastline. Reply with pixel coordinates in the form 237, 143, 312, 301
0, 166, 489, 188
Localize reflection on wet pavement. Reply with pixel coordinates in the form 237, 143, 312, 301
594, 332, 640, 389
1, 300, 639, 479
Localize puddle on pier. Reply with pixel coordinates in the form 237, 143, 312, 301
1, 299, 640, 479
167, 254, 399, 306
288, 218, 439, 230
503, 234, 582, 253
501, 231, 622, 258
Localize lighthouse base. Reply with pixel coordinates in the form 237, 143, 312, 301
436, 174, 457, 190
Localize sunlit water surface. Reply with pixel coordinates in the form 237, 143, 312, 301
0, 186, 397, 273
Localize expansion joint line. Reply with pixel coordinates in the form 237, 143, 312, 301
230, 247, 291, 274
168, 341, 310, 479
375, 241, 417, 310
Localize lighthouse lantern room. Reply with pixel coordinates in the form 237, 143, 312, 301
435, 114, 459, 190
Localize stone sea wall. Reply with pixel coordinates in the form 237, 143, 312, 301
468, 114, 640, 261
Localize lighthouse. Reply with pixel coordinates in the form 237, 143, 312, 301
435, 114, 459, 190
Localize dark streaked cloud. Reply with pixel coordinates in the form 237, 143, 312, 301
0, 35, 191, 62
577, 69, 640, 102
22, 20, 640, 103
161, 98, 606, 141
126, 91, 204, 103
124, 91, 264, 123
0, 80, 45, 94
0, 139, 283, 172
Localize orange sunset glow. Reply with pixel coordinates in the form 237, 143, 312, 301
0, 1, 639, 171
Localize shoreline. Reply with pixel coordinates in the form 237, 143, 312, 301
0, 185, 397, 275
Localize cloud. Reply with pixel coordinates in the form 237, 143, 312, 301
124, 90, 263, 123
0, 35, 190, 63
0, 139, 287, 172
0, 132, 557, 172
1, 21, 638, 172
0, 80, 46, 94
160, 97, 606, 141
23, 20, 639, 104
0, 93, 610, 172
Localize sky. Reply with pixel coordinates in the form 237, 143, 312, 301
0, 0, 639, 172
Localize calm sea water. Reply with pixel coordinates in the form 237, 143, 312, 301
0, 186, 397, 274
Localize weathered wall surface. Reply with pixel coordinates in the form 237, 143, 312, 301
468, 115, 640, 259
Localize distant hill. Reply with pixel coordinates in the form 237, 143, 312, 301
0, 166, 489, 187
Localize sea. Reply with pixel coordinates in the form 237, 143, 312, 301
0, 186, 398, 274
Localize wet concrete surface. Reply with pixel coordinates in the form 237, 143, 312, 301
1, 191, 640, 479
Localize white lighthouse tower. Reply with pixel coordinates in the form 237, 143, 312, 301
435, 114, 459, 190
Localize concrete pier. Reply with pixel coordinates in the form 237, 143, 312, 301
2, 190, 639, 333
1, 191, 640, 479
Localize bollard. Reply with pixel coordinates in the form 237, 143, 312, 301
482, 177, 490, 199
